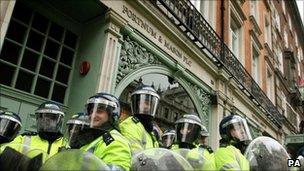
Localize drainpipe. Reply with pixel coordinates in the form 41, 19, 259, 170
220, 0, 225, 40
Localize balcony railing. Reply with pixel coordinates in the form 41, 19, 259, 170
286, 105, 298, 131
151, 0, 282, 127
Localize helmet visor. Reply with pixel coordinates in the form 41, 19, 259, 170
229, 118, 252, 142
36, 113, 63, 133
131, 94, 159, 117
85, 101, 115, 129
176, 123, 200, 144
66, 121, 89, 148
0, 116, 21, 140
162, 133, 175, 148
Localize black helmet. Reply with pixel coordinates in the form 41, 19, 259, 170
161, 129, 176, 148
0, 111, 22, 143
35, 101, 64, 134
219, 114, 252, 143
131, 85, 160, 117
66, 112, 91, 149
84, 92, 119, 130
175, 114, 202, 146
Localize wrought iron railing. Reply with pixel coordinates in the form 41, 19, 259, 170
151, 0, 282, 127
286, 105, 298, 130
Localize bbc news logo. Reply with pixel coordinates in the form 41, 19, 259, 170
288, 159, 301, 167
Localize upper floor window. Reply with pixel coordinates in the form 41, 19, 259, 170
250, 1, 259, 23
0, 1, 78, 104
266, 65, 275, 103
252, 44, 260, 84
264, 14, 271, 46
284, 27, 288, 48
230, 18, 242, 60
191, 0, 216, 29
282, 0, 286, 14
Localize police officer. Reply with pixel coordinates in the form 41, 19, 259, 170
161, 129, 176, 149
65, 112, 90, 149
3, 101, 65, 161
174, 114, 202, 149
197, 125, 216, 170
0, 111, 22, 144
119, 85, 160, 153
80, 92, 131, 170
214, 114, 252, 170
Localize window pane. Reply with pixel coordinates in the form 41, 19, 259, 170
0, 62, 15, 86
27, 30, 44, 52
0, 41, 21, 64
64, 31, 77, 49
21, 49, 39, 72
34, 77, 50, 98
39, 58, 55, 78
44, 39, 60, 59
49, 22, 64, 41
60, 47, 74, 66
15, 70, 34, 93
6, 20, 27, 43
12, 2, 33, 24
56, 65, 70, 84
52, 84, 66, 103
32, 12, 49, 33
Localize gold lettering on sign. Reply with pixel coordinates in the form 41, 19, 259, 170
122, 5, 192, 67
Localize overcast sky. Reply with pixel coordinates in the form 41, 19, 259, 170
298, 0, 304, 23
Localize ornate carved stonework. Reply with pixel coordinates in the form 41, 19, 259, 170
187, 81, 211, 124
116, 36, 163, 85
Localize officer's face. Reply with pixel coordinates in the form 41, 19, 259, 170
139, 100, 150, 114
180, 127, 192, 135
89, 109, 108, 128
230, 126, 246, 140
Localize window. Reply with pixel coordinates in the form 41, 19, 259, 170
264, 14, 271, 46
250, 1, 259, 23
284, 27, 288, 48
191, 0, 216, 29
252, 46, 260, 83
278, 49, 284, 74
273, 8, 280, 31
282, 0, 286, 14
230, 19, 241, 59
0, 1, 78, 104
230, 4, 243, 63
288, 15, 292, 30
297, 62, 301, 77
266, 65, 274, 102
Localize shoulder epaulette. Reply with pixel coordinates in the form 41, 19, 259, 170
21, 131, 38, 136
206, 146, 213, 153
131, 116, 140, 124
102, 132, 114, 146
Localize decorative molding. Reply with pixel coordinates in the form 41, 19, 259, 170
249, 16, 262, 36
250, 30, 263, 50
230, 0, 247, 25
187, 81, 211, 124
116, 36, 163, 85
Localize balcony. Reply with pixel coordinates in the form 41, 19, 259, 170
285, 105, 298, 132
151, 0, 282, 127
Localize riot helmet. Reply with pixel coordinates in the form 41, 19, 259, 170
84, 92, 119, 130
219, 114, 252, 144
161, 129, 176, 149
35, 101, 64, 136
175, 114, 202, 148
200, 125, 209, 137
0, 111, 22, 143
131, 85, 160, 118
66, 112, 91, 149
